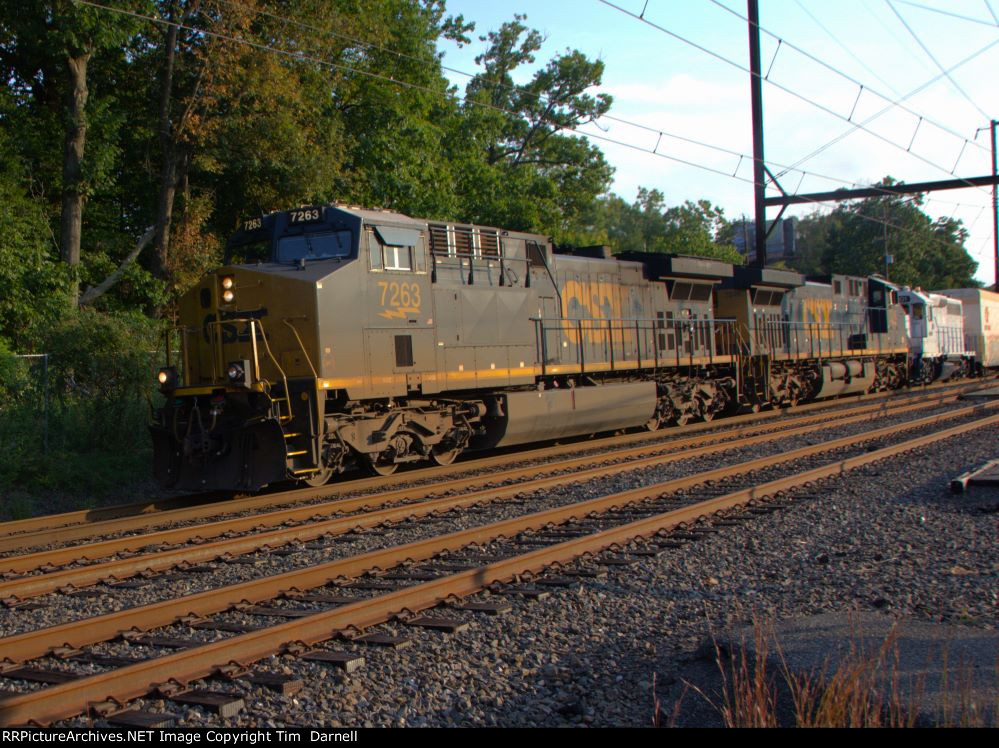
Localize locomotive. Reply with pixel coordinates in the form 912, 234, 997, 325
149, 204, 966, 491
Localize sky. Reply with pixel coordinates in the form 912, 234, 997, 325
438, 0, 999, 284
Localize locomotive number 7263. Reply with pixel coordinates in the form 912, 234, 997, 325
378, 281, 421, 311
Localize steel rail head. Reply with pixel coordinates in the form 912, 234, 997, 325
0, 404, 996, 665
0, 389, 978, 578
0, 378, 983, 546
0, 394, 985, 598
2, 410, 998, 727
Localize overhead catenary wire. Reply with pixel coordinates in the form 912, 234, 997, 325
69, 0, 993, 262
224, 0, 997, 220
68, 0, 916, 202
213, 0, 996, 210
707, 0, 987, 150
794, 0, 903, 97
601, 0, 995, 198
781, 36, 999, 175
885, 0, 993, 122
893, 0, 999, 28
69, 0, 765, 187
208, 0, 875, 196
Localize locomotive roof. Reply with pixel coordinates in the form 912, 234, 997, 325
724, 265, 805, 290
615, 252, 734, 282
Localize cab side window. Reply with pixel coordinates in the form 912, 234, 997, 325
368, 226, 427, 274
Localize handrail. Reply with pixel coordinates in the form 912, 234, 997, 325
283, 317, 324, 443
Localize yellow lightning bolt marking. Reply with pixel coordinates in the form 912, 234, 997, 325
379, 307, 420, 320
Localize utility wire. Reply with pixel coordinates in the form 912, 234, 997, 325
600, 0, 994, 196
70, 0, 762, 187
206, 0, 984, 205
893, 0, 999, 27
783, 37, 999, 175
151, 0, 997, 209
707, 0, 985, 151
794, 0, 903, 97
885, 0, 993, 121
71, 0, 990, 254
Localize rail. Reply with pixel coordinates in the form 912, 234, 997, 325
933, 324, 966, 356
531, 316, 743, 376
755, 320, 878, 360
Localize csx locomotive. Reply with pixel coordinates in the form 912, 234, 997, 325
150, 204, 977, 491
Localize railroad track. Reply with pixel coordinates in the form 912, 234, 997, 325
0, 382, 985, 562
0, 377, 990, 545
0, 391, 984, 587
0, 400, 996, 726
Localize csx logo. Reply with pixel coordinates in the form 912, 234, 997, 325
202, 309, 269, 343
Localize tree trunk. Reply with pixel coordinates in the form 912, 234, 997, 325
60, 50, 91, 305
152, 0, 181, 282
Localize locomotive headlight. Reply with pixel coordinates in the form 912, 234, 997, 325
221, 276, 234, 290
157, 366, 179, 392
222, 289, 235, 303
227, 360, 250, 386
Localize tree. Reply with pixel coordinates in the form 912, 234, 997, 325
0, 129, 68, 348
790, 179, 979, 289
0, 0, 154, 306
454, 16, 614, 236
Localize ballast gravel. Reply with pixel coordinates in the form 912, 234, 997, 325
3, 413, 993, 727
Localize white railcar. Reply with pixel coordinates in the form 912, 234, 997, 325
897, 287, 973, 380
936, 287, 999, 370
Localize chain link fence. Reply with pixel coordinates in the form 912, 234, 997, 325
0, 348, 168, 494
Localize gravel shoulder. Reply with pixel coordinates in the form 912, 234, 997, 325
37, 422, 996, 728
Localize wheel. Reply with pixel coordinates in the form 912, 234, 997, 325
431, 445, 462, 466
701, 411, 715, 423
366, 457, 399, 476
645, 415, 663, 432
301, 465, 334, 487
674, 413, 692, 427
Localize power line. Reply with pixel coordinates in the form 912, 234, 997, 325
71, 0, 765, 188
159, 0, 999, 211
599, 0, 994, 197
222, 0, 931, 201
885, 0, 993, 121
779, 37, 999, 182
794, 0, 903, 97
894, 0, 999, 27
707, 0, 987, 152
69, 0, 894, 200
73, 0, 991, 257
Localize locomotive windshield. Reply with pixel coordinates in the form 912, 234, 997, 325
277, 230, 353, 263
226, 238, 271, 265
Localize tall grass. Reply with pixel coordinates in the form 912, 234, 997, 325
679, 619, 994, 728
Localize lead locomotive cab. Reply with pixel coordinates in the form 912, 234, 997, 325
151, 205, 493, 490
151, 205, 364, 490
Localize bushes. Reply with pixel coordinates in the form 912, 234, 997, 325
0, 310, 164, 502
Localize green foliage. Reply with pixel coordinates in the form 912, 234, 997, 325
40, 308, 161, 410
0, 311, 162, 498
455, 15, 614, 237
790, 181, 979, 289
563, 188, 740, 261
0, 134, 69, 347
